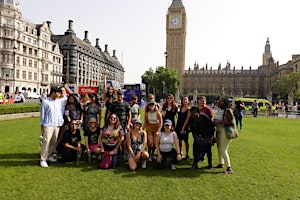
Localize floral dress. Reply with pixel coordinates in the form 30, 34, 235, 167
124, 132, 144, 159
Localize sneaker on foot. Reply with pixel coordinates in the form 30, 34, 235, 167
40, 160, 48, 168
75, 154, 81, 165
47, 155, 57, 163
183, 155, 190, 160
213, 164, 224, 168
147, 156, 152, 162
223, 168, 233, 174
171, 164, 176, 170
141, 160, 147, 169
191, 163, 198, 170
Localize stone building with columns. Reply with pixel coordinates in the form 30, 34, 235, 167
52, 20, 124, 88
0, 0, 63, 94
0, 1, 124, 96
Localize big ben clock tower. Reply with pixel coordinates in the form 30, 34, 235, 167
166, 0, 187, 77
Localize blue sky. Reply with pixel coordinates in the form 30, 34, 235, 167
20, 0, 300, 83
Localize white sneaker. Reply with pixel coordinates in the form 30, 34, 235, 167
171, 164, 176, 170
141, 160, 147, 169
40, 160, 48, 168
47, 155, 57, 163
147, 156, 152, 162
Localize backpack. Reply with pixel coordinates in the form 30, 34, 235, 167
99, 152, 112, 169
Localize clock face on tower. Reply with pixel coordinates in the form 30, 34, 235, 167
170, 16, 181, 27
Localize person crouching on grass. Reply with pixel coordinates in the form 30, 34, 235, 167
99, 113, 124, 169
155, 119, 182, 170
57, 120, 86, 164
124, 118, 148, 170
84, 117, 101, 162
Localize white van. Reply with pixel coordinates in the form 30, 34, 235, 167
26, 92, 41, 99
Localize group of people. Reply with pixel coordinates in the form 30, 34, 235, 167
39, 83, 235, 174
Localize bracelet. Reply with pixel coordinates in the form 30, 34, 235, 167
177, 153, 181, 155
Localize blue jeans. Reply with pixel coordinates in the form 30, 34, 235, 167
235, 114, 243, 130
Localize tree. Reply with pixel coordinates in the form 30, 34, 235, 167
141, 66, 180, 100
271, 71, 300, 98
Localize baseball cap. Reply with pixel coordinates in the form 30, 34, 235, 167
117, 90, 124, 95
164, 119, 172, 126
133, 118, 142, 126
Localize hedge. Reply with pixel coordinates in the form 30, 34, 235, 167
0, 103, 40, 115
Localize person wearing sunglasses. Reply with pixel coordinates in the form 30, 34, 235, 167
161, 94, 177, 132
84, 117, 101, 162
99, 113, 124, 168
57, 120, 86, 164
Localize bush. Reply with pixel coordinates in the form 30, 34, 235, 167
0, 103, 40, 115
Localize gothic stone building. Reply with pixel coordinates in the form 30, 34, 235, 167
182, 38, 299, 98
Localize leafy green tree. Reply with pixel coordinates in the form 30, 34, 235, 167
271, 71, 300, 98
141, 66, 180, 100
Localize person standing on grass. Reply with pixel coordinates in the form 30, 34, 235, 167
54, 86, 68, 153
103, 72, 116, 119
213, 97, 234, 174
106, 90, 131, 158
190, 108, 215, 170
64, 94, 83, 129
175, 96, 191, 160
143, 99, 163, 161
160, 94, 177, 132
130, 94, 141, 123
83, 93, 102, 131
84, 117, 101, 162
252, 100, 258, 117
57, 120, 86, 164
155, 119, 182, 170
40, 87, 64, 168
124, 118, 148, 170
233, 100, 245, 131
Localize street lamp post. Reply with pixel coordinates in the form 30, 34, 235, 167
163, 51, 168, 98
233, 73, 236, 98
164, 51, 168, 67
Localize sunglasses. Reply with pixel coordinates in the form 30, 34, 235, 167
110, 117, 116, 120
89, 122, 96, 124
70, 123, 77, 126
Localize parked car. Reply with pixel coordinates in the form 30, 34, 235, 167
26, 92, 41, 99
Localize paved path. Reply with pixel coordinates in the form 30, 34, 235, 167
0, 112, 39, 121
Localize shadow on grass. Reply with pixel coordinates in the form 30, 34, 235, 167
0, 153, 40, 167
0, 153, 225, 177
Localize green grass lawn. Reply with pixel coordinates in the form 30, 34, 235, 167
0, 116, 299, 199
